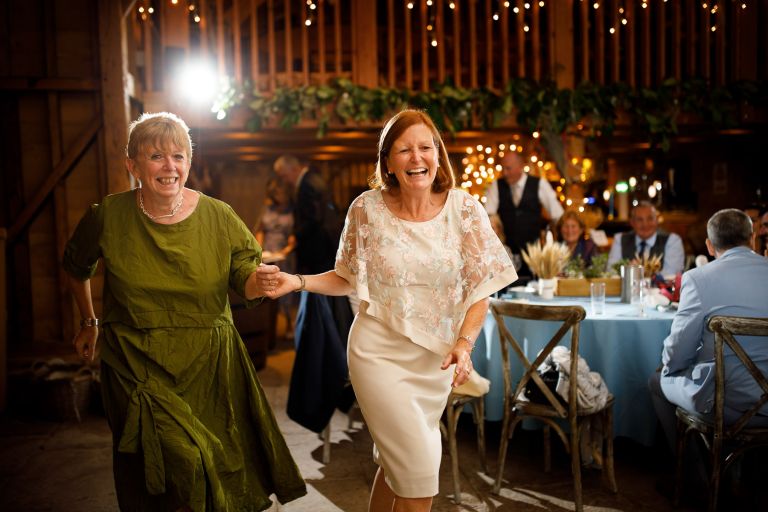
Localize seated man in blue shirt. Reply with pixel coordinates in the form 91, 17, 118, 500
607, 201, 685, 276
649, 208, 768, 456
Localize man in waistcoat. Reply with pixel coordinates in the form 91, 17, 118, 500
485, 151, 564, 279
607, 201, 685, 276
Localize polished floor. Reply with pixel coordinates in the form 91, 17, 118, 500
0, 336, 749, 511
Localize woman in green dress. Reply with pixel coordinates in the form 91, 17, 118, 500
63, 112, 306, 511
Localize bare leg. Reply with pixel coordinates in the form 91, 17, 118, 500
368, 467, 433, 512
393, 496, 433, 512
369, 468, 395, 512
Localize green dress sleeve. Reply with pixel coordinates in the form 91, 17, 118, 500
226, 204, 264, 308
63, 204, 103, 281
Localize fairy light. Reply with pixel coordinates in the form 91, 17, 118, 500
407, 2, 414, 9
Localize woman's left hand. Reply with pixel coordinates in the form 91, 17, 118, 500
253, 264, 300, 299
441, 342, 474, 388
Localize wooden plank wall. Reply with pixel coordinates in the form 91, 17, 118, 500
0, 0, 106, 355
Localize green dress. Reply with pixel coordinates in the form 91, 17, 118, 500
63, 190, 306, 511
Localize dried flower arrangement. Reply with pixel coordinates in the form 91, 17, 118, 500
522, 239, 572, 279
630, 252, 664, 277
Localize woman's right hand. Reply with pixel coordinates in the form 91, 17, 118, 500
255, 265, 301, 299
73, 326, 99, 362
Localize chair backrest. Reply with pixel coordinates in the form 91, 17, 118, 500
489, 299, 586, 418
707, 315, 768, 438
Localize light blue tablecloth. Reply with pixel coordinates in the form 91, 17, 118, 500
472, 296, 675, 446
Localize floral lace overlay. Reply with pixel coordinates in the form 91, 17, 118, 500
336, 189, 517, 355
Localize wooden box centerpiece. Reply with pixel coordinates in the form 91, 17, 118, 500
556, 277, 621, 297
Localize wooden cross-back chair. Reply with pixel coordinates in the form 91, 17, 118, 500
489, 299, 617, 512
674, 315, 768, 512
440, 390, 487, 505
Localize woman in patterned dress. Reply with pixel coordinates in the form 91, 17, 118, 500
259, 109, 517, 512
64, 112, 306, 511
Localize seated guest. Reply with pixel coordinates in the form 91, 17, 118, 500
607, 201, 685, 276
756, 207, 768, 257
648, 208, 768, 457
556, 210, 598, 266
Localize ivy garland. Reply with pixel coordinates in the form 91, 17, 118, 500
219, 77, 768, 156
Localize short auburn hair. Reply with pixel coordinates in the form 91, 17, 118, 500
126, 112, 193, 161
369, 109, 455, 193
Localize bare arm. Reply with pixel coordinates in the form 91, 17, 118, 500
67, 274, 99, 362
441, 297, 490, 388
249, 265, 353, 300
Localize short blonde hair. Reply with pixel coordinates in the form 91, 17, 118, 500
370, 109, 455, 193
126, 112, 193, 161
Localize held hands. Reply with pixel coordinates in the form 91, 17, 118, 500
255, 264, 300, 299
73, 326, 99, 362
441, 339, 474, 388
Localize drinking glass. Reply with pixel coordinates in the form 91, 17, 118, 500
590, 282, 606, 315
631, 271, 647, 317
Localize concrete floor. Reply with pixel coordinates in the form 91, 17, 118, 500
0, 338, 710, 511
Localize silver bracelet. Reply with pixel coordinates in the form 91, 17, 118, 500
295, 274, 306, 292
457, 334, 475, 350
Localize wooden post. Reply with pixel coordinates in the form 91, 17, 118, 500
388, 0, 396, 86
233, 0, 242, 83
351, 0, 378, 88
421, 0, 429, 91
318, 0, 327, 83
437, 0, 445, 84
453, 0, 461, 86
550, 0, 574, 89
501, 2, 509, 85
0, 227, 7, 412
98, 0, 132, 194
485, 0, 493, 88
250, 0, 260, 87
469, 0, 477, 88
284, 0, 293, 86
658, 0, 667, 80
404, 1, 413, 88
734, 0, 757, 80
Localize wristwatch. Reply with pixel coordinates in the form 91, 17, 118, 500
80, 318, 100, 328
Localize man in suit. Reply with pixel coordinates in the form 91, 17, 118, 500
607, 201, 685, 276
273, 155, 343, 274
272, 155, 354, 431
485, 151, 564, 278
649, 208, 768, 455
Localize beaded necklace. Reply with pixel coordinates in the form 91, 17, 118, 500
138, 189, 184, 220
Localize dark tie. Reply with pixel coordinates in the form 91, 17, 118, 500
638, 240, 647, 257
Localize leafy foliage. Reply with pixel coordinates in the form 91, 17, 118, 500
216, 78, 768, 153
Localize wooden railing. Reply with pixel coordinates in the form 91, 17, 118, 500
130, 0, 765, 100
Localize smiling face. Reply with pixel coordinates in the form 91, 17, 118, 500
630, 204, 659, 240
385, 123, 439, 195
127, 143, 190, 201
560, 217, 584, 244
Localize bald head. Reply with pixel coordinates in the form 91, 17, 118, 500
500, 152, 525, 185
273, 155, 303, 187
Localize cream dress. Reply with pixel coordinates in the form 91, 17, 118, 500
335, 189, 517, 497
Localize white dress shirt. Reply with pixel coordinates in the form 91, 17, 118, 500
484, 174, 564, 221
606, 231, 685, 277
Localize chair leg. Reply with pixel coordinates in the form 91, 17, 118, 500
673, 418, 687, 507
321, 423, 331, 464
571, 418, 583, 512
445, 400, 463, 504
708, 437, 723, 512
543, 424, 551, 472
603, 408, 618, 493
493, 405, 514, 494
473, 398, 487, 474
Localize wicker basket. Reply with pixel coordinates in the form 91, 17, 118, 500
23, 360, 95, 422
41, 367, 93, 422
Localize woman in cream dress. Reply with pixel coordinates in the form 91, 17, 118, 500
260, 110, 517, 512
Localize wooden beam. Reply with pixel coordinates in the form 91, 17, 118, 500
0, 227, 6, 412
388, 0, 395, 86
658, 0, 667, 80
437, 0, 445, 84
318, 0, 326, 83
233, 0, 242, 82
0, 78, 100, 91
551, 0, 574, 88
9, 117, 102, 242
334, 0, 342, 74
486, 0, 493, 87
580, 0, 589, 82
421, 0, 429, 91
217, 0, 226, 76
284, 0, 293, 86
98, 0, 132, 195
302, 3, 310, 85
595, 0, 605, 83
351, 0, 378, 88
250, 0, 259, 86
405, 1, 413, 88
501, 1, 509, 85
268, 0, 276, 91
532, 0, 540, 81
469, 0, 477, 88
453, 0, 461, 86
516, 0, 525, 77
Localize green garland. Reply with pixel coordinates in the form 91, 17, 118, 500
218, 77, 768, 153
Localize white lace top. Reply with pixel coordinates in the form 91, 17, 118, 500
335, 188, 517, 355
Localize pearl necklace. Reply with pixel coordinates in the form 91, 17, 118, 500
138, 189, 184, 220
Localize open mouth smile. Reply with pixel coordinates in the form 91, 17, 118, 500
157, 177, 179, 185
405, 168, 428, 177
